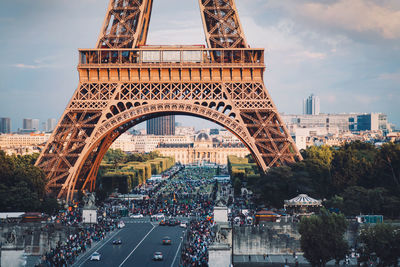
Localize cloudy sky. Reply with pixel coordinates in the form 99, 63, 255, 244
0, 0, 399, 131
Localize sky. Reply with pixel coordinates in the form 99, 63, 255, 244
0, 0, 399, 131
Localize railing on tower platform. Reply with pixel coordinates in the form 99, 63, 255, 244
78, 47, 265, 66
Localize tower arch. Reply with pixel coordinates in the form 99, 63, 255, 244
63, 103, 265, 200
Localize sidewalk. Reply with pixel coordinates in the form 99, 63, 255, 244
233, 254, 358, 266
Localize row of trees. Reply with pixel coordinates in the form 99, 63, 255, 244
299, 209, 400, 266
103, 149, 161, 166
0, 148, 173, 212
0, 151, 59, 213
234, 141, 400, 218
97, 149, 174, 194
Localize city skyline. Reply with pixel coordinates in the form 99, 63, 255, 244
0, 0, 399, 131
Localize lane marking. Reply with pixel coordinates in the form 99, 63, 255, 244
76, 228, 123, 267
170, 240, 182, 267
118, 224, 157, 267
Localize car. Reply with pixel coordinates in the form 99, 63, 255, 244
159, 220, 166, 226
90, 252, 101, 261
153, 251, 163, 261
167, 219, 179, 226
180, 222, 187, 228
130, 214, 144, 218
162, 236, 171, 245
112, 239, 122, 245
151, 213, 165, 220
117, 221, 125, 228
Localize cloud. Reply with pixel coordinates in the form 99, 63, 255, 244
292, 51, 326, 60
13, 63, 42, 69
379, 71, 400, 82
12, 55, 64, 69
241, 17, 328, 64
265, 0, 400, 40
322, 94, 337, 104
354, 95, 380, 105
303, 0, 400, 39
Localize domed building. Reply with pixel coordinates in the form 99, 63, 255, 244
156, 132, 249, 165
194, 133, 213, 148
196, 132, 211, 142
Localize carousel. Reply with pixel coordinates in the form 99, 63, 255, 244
284, 194, 322, 216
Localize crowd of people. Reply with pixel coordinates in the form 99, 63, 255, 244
132, 166, 218, 266
36, 204, 119, 267
129, 167, 217, 218
36, 165, 230, 267
180, 210, 215, 266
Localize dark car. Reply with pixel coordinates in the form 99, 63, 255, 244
162, 236, 171, 245
167, 219, 179, 226
153, 251, 163, 261
112, 239, 122, 245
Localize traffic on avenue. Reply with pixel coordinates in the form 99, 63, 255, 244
36, 165, 242, 267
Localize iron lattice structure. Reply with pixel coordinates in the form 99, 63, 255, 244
36, 0, 302, 201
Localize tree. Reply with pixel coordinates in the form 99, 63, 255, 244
0, 151, 49, 212
233, 178, 242, 196
298, 208, 349, 267
303, 145, 334, 167
374, 143, 400, 194
231, 142, 400, 218
323, 195, 344, 213
104, 149, 126, 167
358, 223, 400, 266
41, 198, 60, 215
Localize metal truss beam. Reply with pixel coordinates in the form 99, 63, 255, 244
96, 0, 153, 48
199, 0, 248, 48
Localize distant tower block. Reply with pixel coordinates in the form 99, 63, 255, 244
147, 116, 175, 135
0, 118, 11, 134
36, 0, 302, 201
303, 94, 320, 115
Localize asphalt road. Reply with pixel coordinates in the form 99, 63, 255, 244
77, 220, 184, 267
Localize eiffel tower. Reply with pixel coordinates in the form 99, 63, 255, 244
36, 0, 302, 201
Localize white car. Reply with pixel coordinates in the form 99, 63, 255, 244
130, 214, 144, 218
118, 221, 125, 228
90, 252, 101, 261
180, 222, 187, 228
153, 251, 163, 261
151, 213, 165, 220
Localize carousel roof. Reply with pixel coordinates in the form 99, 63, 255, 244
284, 194, 322, 206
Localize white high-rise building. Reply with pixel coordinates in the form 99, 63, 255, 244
47, 118, 57, 132
23, 118, 32, 130
303, 94, 320, 115
32, 119, 40, 131
42, 122, 47, 132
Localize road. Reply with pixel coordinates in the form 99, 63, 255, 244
75, 219, 185, 267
